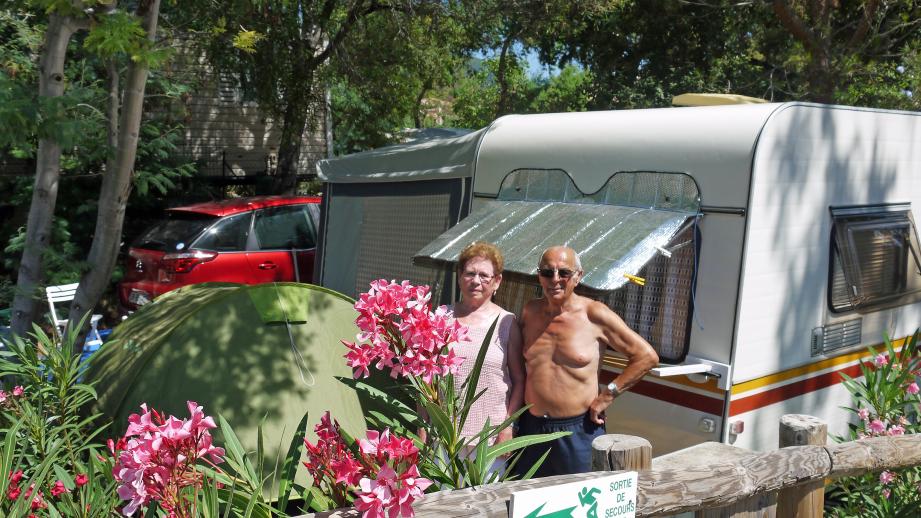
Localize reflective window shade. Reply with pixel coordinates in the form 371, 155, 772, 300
498, 169, 700, 211
592, 225, 697, 362
498, 169, 589, 202
597, 171, 700, 212
492, 225, 697, 363
829, 205, 921, 313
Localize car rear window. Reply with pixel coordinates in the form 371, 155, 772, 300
132, 212, 217, 252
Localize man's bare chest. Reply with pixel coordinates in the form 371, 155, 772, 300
524, 316, 601, 369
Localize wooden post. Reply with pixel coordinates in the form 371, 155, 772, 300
695, 493, 776, 518
591, 434, 652, 471
777, 414, 827, 518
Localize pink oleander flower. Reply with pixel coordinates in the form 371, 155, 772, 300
113, 401, 225, 517
874, 353, 889, 367
907, 382, 919, 395
75, 473, 88, 487
9, 470, 23, 485
50, 480, 69, 498
882, 488, 891, 499
880, 470, 896, 485
108, 437, 128, 456
345, 280, 468, 384
29, 490, 46, 511
304, 411, 367, 497
869, 419, 887, 435
12, 385, 23, 397
355, 465, 397, 518
0, 390, 7, 404
7, 484, 21, 500
857, 408, 870, 421
306, 413, 432, 518
331, 455, 366, 486
354, 463, 431, 518
354, 428, 431, 518
888, 424, 905, 436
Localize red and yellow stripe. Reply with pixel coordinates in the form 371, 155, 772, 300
601, 337, 909, 418
602, 356, 725, 415
727, 338, 906, 417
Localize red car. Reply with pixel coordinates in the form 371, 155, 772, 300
118, 196, 321, 311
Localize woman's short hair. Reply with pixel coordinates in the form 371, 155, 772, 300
457, 242, 504, 275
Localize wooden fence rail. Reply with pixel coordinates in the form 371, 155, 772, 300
297, 415, 921, 518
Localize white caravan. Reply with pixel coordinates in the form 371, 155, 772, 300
315, 103, 921, 455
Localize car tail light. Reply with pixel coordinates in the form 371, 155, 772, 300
160, 250, 217, 273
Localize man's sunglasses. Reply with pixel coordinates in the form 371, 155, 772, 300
538, 268, 577, 279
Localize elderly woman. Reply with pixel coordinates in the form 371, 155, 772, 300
449, 242, 524, 452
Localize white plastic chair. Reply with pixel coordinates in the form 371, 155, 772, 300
45, 283, 102, 342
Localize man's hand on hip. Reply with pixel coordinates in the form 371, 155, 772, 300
588, 392, 615, 425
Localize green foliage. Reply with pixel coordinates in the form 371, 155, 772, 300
544, 1, 778, 109
4, 218, 86, 289
447, 58, 594, 129
328, 9, 469, 153
825, 331, 921, 517
0, 318, 122, 516
0, 9, 42, 80
82, 9, 146, 57
0, 321, 324, 517
231, 28, 263, 54
531, 65, 595, 113
448, 56, 534, 129
0, 7, 198, 312
133, 122, 196, 196
539, 1, 921, 109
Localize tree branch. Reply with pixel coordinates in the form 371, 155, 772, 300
771, 0, 823, 56
310, 0, 394, 68
317, 0, 338, 29
847, 0, 880, 50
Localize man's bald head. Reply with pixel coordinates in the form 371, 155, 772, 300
540, 246, 582, 271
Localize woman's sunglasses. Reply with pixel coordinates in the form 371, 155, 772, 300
538, 268, 576, 279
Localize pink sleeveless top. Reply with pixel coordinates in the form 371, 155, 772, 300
448, 307, 516, 441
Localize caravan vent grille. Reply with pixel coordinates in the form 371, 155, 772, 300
812, 318, 862, 356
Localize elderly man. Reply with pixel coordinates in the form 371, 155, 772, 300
512, 246, 659, 477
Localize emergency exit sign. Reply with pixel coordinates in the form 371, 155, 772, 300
510, 472, 638, 518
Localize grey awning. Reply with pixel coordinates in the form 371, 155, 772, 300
414, 200, 695, 291
316, 128, 484, 183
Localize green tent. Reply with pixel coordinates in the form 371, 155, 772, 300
86, 282, 367, 485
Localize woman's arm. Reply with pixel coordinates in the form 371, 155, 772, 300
500, 314, 526, 442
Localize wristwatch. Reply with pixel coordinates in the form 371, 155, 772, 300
606, 381, 621, 397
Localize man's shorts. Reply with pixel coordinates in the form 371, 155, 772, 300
511, 411, 605, 478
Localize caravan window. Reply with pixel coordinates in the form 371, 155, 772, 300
829, 204, 921, 313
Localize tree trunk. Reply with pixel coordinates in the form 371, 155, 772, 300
770, 0, 836, 103
10, 13, 81, 338
68, 0, 161, 355
271, 100, 308, 195
106, 58, 119, 159
807, 51, 834, 104
495, 32, 515, 118
413, 77, 433, 128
